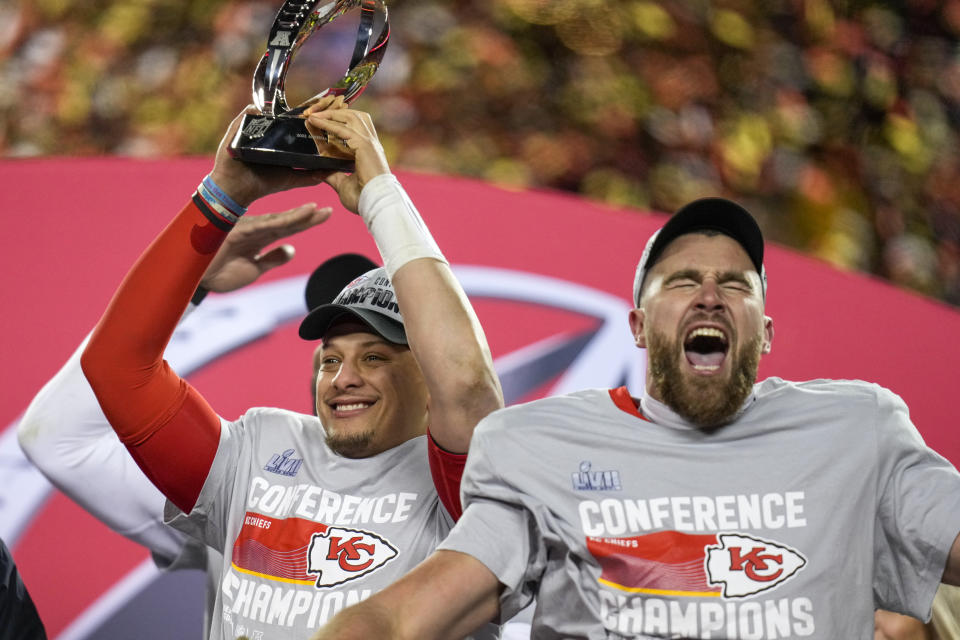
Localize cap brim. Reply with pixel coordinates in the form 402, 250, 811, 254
299, 304, 408, 344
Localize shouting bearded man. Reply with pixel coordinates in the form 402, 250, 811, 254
309, 197, 960, 640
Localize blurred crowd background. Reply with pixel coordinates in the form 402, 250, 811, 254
3, 0, 960, 305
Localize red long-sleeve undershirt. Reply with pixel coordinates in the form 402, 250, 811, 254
427, 437, 466, 521
81, 197, 468, 520
81, 199, 225, 514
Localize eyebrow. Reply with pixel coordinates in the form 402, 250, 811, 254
321, 337, 395, 351
663, 268, 702, 285
663, 268, 754, 289
718, 270, 753, 288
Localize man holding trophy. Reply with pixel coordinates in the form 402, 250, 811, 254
79, 2, 504, 638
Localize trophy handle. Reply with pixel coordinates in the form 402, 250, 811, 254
253, 0, 389, 117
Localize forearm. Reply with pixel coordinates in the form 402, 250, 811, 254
312, 599, 400, 640
81, 196, 229, 512
18, 337, 189, 558
313, 550, 501, 640
82, 197, 228, 406
19, 300, 202, 464
358, 175, 504, 452
393, 260, 501, 407
19, 335, 99, 462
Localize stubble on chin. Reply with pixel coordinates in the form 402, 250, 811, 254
647, 330, 762, 429
326, 430, 375, 457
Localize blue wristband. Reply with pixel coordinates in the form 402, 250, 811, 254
201, 175, 248, 216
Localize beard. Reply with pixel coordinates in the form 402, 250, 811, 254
646, 328, 762, 429
325, 429, 375, 457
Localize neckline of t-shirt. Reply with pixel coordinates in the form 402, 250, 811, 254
609, 386, 759, 432
608, 386, 648, 421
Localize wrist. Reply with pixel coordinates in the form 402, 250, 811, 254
207, 171, 256, 208
358, 175, 447, 278
357, 173, 396, 211
194, 174, 248, 230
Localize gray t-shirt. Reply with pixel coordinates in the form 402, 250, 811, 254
153, 539, 220, 638
440, 378, 960, 639
166, 407, 468, 640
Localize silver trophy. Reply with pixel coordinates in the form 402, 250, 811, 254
229, 0, 389, 170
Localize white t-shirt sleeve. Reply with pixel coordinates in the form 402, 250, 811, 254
16, 321, 204, 568
164, 410, 249, 553
437, 415, 546, 621
872, 386, 960, 618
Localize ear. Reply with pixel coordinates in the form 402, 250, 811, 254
311, 344, 324, 400
628, 308, 647, 349
761, 315, 774, 354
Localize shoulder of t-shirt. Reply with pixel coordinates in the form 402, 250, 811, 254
474, 388, 613, 439
231, 406, 322, 430
756, 376, 894, 406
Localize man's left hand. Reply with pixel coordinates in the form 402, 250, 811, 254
208, 108, 331, 207
200, 203, 332, 293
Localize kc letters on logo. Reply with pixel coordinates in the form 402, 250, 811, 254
705, 533, 807, 598
307, 526, 399, 588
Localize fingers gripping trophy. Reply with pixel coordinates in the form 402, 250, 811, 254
229, 0, 389, 171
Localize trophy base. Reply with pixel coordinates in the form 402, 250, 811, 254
228, 113, 355, 172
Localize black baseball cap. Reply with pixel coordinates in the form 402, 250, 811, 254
299, 266, 407, 344
632, 197, 767, 305
304, 253, 379, 311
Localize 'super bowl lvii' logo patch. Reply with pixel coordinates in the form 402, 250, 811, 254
307, 526, 398, 588
705, 532, 807, 598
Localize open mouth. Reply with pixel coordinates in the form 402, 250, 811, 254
684, 327, 729, 372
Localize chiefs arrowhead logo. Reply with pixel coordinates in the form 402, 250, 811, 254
306, 526, 398, 588
705, 532, 806, 598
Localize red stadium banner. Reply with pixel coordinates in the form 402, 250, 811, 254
1, 159, 958, 637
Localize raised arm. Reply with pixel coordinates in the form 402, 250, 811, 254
311, 550, 501, 640
81, 108, 330, 513
306, 108, 504, 455
19, 334, 189, 561
19, 202, 327, 560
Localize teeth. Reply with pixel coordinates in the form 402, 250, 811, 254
692, 365, 720, 371
688, 327, 726, 340
336, 403, 370, 411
